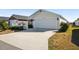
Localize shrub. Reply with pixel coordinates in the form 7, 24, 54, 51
28, 24, 33, 28
58, 23, 69, 32
73, 22, 75, 26
10, 26, 23, 31
0, 24, 3, 31
0, 20, 9, 31
1, 20, 9, 30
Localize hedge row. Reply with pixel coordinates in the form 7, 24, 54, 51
10, 26, 23, 31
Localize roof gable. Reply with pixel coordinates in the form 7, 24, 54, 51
29, 9, 68, 22
29, 9, 60, 18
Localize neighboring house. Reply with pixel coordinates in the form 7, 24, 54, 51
29, 9, 68, 30
73, 18, 79, 26
9, 14, 29, 29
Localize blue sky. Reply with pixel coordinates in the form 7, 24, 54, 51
0, 9, 79, 22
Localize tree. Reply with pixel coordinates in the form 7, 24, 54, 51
0, 20, 9, 30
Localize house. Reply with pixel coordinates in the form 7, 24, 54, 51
9, 14, 29, 29
29, 9, 68, 30
9, 10, 68, 30
73, 18, 79, 26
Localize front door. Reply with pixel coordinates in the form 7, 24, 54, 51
28, 21, 33, 28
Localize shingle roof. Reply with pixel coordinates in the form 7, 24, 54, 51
11, 14, 28, 20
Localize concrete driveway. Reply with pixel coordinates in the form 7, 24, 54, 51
0, 29, 56, 50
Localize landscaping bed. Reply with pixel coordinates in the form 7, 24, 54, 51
0, 30, 14, 35
48, 24, 79, 50
48, 32, 79, 50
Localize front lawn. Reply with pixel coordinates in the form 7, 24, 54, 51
48, 24, 79, 50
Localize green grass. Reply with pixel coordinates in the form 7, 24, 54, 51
66, 24, 79, 35
66, 24, 72, 35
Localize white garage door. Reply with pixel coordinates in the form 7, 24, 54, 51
33, 18, 59, 29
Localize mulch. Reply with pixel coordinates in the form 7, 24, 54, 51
0, 30, 14, 35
